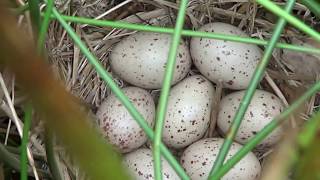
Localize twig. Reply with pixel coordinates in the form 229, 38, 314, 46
81, 0, 134, 28
4, 77, 14, 145
265, 72, 297, 128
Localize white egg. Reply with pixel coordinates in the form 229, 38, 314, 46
190, 22, 262, 89
96, 87, 155, 153
162, 75, 214, 149
123, 148, 180, 180
217, 90, 284, 148
181, 138, 261, 180
110, 32, 192, 89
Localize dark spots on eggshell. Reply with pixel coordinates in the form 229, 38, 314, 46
227, 80, 234, 85
249, 111, 254, 117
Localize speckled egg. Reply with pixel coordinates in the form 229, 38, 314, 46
217, 90, 284, 148
123, 148, 180, 180
96, 87, 155, 153
190, 22, 262, 89
110, 32, 192, 89
180, 138, 261, 180
162, 75, 214, 149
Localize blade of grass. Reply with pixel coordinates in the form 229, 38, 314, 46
209, 80, 320, 179
37, 0, 54, 53
48, 14, 320, 55
256, 0, 320, 42
28, 0, 41, 39
20, 103, 32, 180
153, 0, 188, 179
0, 5, 130, 179
295, 110, 320, 179
51, 8, 189, 180
209, 0, 296, 176
300, 0, 320, 17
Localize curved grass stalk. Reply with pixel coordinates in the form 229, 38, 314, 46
209, 80, 320, 179
256, 0, 320, 42
37, 0, 54, 53
209, 0, 296, 176
153, 0, 188, 179
48, 15, 320, 55
52, 8, 190, 180
20, 104, 32, 180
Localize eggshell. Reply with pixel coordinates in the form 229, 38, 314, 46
181, 138, 261, 180
123, 148, 180, 180
162, 75, 214, 149
217, 90, 284, 148
190, 22, 262, 89
110, 32, 192, 89
96, 87, 155, 153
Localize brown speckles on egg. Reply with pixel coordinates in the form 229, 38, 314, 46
110, 32, 191, 89
181, 138, 261, 180
124, 148, 179, 180
96, 87, 155, 153
217, 90, 284, 149
162, 75, 214, 149
190, 22, 262, 90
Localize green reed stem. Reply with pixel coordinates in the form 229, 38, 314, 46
20, 104, 32, 180
47, 15, 320, 55
28, 0, 41, 40
256, 0, 320, 42
300, 0, 320, 17
210, 80, 320, 179
52, 8, 189, 180
37, 0, 54, 53
209, 0, 296, 176
153, 0, 188, 179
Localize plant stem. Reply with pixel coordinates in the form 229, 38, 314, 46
153, 0, 188, 179
300, 0, 320, 17
28, 0, 41, 40
209, 80, 320, 179
52, 8, 189, 180
46, 14, 320, 55
256, 0, 320, 42
20, 104, 32, 180
209, 0, 296, 176
37, 0, 54, 53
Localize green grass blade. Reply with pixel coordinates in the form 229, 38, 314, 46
209, 0, 296, 176
153, 0, 189, 179
51, 8, 189, 180
300, 0, 320, 17
20, 104, 32, 180
295, 110, 320, 179
28, 0, 41, 39
48, 15, 320, 55
256, 0, 320, 42
37, 0, 54, 53
210, 80, 320, 179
